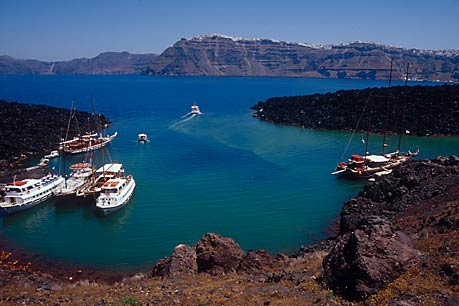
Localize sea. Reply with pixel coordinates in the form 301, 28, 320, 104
0, 75, 458, 272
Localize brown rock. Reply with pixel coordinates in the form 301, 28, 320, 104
323, 216, 419, 300
152, 244, 197, 277
195, 233, 245, 275
237, 250, 276, 275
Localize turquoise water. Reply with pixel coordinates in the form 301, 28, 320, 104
1, 75, 458, 271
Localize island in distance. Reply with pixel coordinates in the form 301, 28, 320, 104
1, 34, 458, 82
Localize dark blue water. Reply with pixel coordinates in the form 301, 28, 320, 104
1, 75, 458, 271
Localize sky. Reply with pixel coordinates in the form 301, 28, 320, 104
1, 0, 458, 61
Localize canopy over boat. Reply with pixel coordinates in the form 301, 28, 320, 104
96, 163, 124, 173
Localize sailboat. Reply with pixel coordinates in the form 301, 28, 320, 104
332, 61, 419, 179
60, 98, 117, 155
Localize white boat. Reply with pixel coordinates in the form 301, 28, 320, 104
57, 163, 94, 197
44, 150, 59, 159
38, 158, 49, 167
0, 175, 65, 215
95, 173, 135, 216
190, 102, 203, 115
62, 132, 118, 154
138, 133, 148, 143
76, 163, 125, 197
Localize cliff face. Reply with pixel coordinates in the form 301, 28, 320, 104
0, 52, 158, 75
143, 34, 459, 82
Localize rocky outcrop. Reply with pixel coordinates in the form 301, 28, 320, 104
340, 155, 459, 232
322, 155, 459, 300
152, 234, 288, 278
143, 34, 459, 82
323, 216, 419, 300
0, 52, 158, 75
251, 84, 459, 136
0, 100, 110, 164
195, 233, 245, 275
151, 244, 197, 277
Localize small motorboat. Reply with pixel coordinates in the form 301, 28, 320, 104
190, 101, 203, 115
138, 133, 149, 143
44, 150, 59, 159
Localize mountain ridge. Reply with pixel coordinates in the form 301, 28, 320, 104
143, 34, 459, 81
2, 34, 459, 81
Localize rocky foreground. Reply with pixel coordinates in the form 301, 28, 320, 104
252, 84, 459, 136
1, 156, 458, 305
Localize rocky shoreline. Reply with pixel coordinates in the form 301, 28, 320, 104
0, 100, 110, 165
1, 156, 459, 304
251, 84, 459, 136
0, 100, 110, 183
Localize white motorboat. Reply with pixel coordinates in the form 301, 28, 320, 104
0, 175, 65, 214
190, 102, 203, 115
96, 173, 135, 216
44, 150, 59, 159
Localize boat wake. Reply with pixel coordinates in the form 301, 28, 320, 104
169, 113, 197, 128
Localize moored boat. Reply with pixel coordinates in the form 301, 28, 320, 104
44, 150, 59, 159
57, 163, 94, 197
332, 150, 418, 179
0, 175, 65, 215
76, 163, 125, 197
95, 173, 135, 216
61, 132, 118, 154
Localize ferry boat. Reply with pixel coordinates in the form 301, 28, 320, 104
0, 175, 65, 215
61, 132, 118, 154
95, 172, 135, 216
138, 133, 148, 143
76, 163, 125, 197
58, 163, 94, 197
190, 102, 203, 115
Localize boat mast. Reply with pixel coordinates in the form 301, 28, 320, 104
382, 58, 393, 155
397, 63, 410, 154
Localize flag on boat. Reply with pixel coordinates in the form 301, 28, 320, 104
360, 134, 365, 144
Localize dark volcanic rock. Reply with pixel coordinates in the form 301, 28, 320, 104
195, 233, 245, 275
340, 156, 459, 233
323, 216, 419, 300
251, 84, 459, 136
322, 155, 459, 300
0, 100, 110, 165
152, 244, 197, 277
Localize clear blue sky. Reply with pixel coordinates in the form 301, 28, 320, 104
1, 0, 458, 61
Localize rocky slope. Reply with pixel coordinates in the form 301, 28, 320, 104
1, 157, 458, 304
0, 100, 110, 165
0, 52, 158, 75
251, 84, 459, 136
143, 34, 459, 82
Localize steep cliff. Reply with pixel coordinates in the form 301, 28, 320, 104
144, 34, 459, 82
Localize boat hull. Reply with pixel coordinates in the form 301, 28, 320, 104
96, 178, 135, 216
